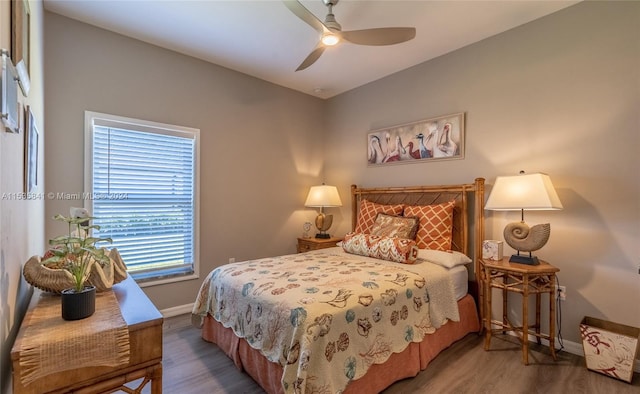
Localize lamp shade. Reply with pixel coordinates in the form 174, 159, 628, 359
484, 173, 563, 211
305, 185, 342, 207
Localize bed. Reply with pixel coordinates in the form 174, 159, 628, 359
192, 178, 486, 393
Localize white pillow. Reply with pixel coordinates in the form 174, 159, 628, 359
417, 249, 471, 268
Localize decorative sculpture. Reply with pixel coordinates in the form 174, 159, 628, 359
503, 222, 551, 253
23, 248, 128, 293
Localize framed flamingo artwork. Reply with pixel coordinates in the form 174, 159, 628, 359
367, 112, 465, 166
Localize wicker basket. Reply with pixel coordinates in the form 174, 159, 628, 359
580, 316, 640, 383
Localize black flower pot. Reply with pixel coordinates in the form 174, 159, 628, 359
61, 286, 96, 320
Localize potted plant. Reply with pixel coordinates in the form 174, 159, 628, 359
42, 214, 113, 320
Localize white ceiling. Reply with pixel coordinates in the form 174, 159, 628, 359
44, 0, 580, 99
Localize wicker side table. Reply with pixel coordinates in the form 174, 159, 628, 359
480, 257, 560, 365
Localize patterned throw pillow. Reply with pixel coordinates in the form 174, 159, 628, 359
354, 200, 404, 234
403, 201, 455, 251
369, 213, 419, 240
342, 232, 419, 264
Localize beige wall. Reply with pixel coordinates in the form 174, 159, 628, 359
0, 0, 45, 391
325, 1, 640, 345
2, 3, 638, 387
43, 12, 326, 311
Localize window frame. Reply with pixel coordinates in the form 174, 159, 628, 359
84, 111, 200, 287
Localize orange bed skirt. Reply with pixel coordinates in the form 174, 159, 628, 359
202, 293, 480, 394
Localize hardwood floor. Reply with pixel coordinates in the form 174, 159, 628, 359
144, 313, 640, 393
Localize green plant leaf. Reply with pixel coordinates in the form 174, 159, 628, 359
46, 213, 111, 290
42, 255, 64, 264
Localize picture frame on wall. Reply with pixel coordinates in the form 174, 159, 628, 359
25, 106, 38, 193
367, 112, 465, 166
1, 51, 20, 133
11, 0, 30, 96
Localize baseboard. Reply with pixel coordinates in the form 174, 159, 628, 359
161, 303, 194, 318
507, 331, 640, 373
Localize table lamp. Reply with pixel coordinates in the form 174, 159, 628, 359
484, 171, 563, 265
305, 184, 342, 239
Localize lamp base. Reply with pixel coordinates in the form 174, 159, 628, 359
314, 212, 333, 240
509, 254, 539, 265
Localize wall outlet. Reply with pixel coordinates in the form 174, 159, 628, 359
229, 257, 235, 264
557, 285, 566, 301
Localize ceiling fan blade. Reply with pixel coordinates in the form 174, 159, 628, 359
341, 27, 416, 46
283, 1, 331, 35
296, 43, 326, 71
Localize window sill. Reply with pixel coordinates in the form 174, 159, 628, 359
133, 271, 200, 288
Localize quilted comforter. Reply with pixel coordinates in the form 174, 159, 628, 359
192, 247, 460, 394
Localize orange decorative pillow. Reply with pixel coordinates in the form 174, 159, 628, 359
403, 201, 455, 251
369, 213, 419, 240
354, 200, 404, 234
342, 232, 419, 264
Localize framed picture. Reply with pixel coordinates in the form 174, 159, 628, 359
367, 112, 465, 166
25, 106, 38, 192
11, 0, 30, 95
1, 52, 20, 133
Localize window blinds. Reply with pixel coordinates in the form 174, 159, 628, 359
91, 123, 196, 279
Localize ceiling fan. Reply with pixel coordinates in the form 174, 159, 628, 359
283, 0, 416, 71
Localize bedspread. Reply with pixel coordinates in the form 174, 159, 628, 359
192, 248, 460, 394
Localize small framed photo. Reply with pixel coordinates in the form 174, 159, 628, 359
482, 240, 504, 261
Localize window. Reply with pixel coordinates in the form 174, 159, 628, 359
84, 111, 200, 284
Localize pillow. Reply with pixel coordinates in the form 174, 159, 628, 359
403, 201, 455, 251
354, 200, 404, 234
417, 249, 471, 268
369, 213, 419, 240
342, 232, 419, 264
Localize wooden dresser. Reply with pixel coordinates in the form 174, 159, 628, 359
11, 276, 163, 393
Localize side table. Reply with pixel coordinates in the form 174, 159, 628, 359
11, 276, 163, 393
480, 257, 560, 365
297, 237, 342, 253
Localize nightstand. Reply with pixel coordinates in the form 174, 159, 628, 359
297, 237, 342, 253
479, 257, 560, 365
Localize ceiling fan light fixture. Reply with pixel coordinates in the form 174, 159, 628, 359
284, 0, 416, 71
321, 34, 340, 46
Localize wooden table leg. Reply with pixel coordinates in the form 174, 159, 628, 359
522, 274, 529, 365
502, 275, 508, 334
484, 267, 492, 350
151, 362, 163, 394
478, 263, 485, 335
549, 275, 557, 361
535, 292, 542, 345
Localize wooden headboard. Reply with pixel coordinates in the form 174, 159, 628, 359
350, 178, 485, 281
